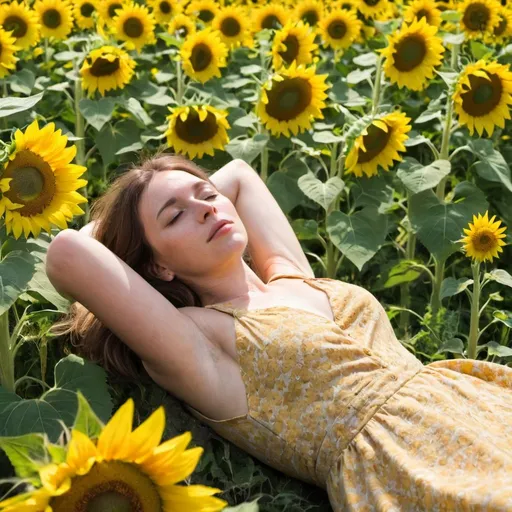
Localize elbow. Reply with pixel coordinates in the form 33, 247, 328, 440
46, 229, 80, 293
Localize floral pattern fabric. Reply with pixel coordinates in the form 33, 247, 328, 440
185, 273, 512, 511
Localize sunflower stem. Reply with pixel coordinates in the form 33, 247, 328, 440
176, 56, 184, 104
430, 257, 445, 324
400, 199, 417, 339
1, 81, 7, 130
0, 309, 14, 393
74, 76, 90, 225
371, 56, 384, 116
330, 143, 338, 179
14, 375, 51, 393
467, 261, 481, 360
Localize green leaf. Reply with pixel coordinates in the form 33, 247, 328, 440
225, 134, 269, 164
240, 64, 262, 75
478, 341, 512, 358
9, 69, 36, 95
291, 219, 319, 240
0, 355, 113, 443
0, 92, 44, 118
297, 173, 344, 211
224, 499, 260, 511
443, 33, 465, 45
222, 77, 254, 89
312, 131, 344, 144
468, 139, 512, 193
351, 175, 394, 211
409, 181, 488, 262
46, 442, 67, 464
485, 269, 512, 288
397, 158, 451, 195
441, 10, 461, 22
124, 97, 153, 127
352, 52, 377, 67
346, 68, 373, 85
115, 141, 143, 155
95, 120, 141, 167
327, 206, 388, 270
375, 260, 424, 290
436, 338, 464, 355
470, 40, 492, 60
73, 391, 104, 440
0, 433, 48, 483
79, 97, 116, 132
493, 310, 512, 328
440, 277, 474, 299
267, 171, 306, 215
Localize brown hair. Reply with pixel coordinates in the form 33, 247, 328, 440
50, 150, 252, 381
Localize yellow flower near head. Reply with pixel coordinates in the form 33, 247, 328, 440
403, 0, 442, 26
460, 211, 507, 262
81, 45, 136, 96
0, 398, 229, 511
97, 0, 125, 25
453, 59, 512, 136
345, 111, 412, 178
382, 17, 445, 91
0, 1, 41, 49
256, 61, 330, 137
112, 2, 156, 52
459, 0, 501, 39
0, 120, 88, 239
253, 2, 287, 31
73, 0, 97, 30
271, 21, 318, 70
212, 4, 254, 49
181, 27, 228, 83
168, 12, 196, 38
486, 9, 512, 44
165, 104, 231, 159
358, 0, 390, 19
318, 8, 362, 50
148, 0, 182, 25
294, 0, 324, 30
33, 0, 74, 40
186, 0, 220, 25
0, 26, 20, 78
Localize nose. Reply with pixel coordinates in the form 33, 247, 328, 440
197, 201, 217, 220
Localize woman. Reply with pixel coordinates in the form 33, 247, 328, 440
47, 152, 512, 511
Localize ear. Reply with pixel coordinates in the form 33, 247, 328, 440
149, 261, 175, 282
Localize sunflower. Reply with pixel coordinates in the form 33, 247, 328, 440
181, 27, 228, 83
253, 2, 287, 31
294, 0, 324, 29
33, 0, 74, 40
168, 12, 196, 38
97, 0, 125, 25
271, 21, 318, 70
81, 45, 136, 96
486, 8, 512, 43
256, 61, 330, 137
0, 398, 229, 511
318, 8, 362, 50
0, 1, 40, 49
435, 0, 453, 11
212, 5, 254, 49
357, 0, 390, 19
185, 0, 220, 25
403, 0, 442, 26
112, 2, 156, 52
345, 111, 412, 178
73, 0, 97, 30
459, 0, 501, 39
0, 26, 19, 78
382, 17, 445, 91
0, 120, 88, 240
329, 0, 358, 10
453, 59, 512, 136
148, 0, 182, 25
460, 211, 507, 262
165, 105, 231, 159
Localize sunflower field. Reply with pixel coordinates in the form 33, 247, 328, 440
0, 0, 511, 509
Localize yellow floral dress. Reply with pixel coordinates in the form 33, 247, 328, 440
185, 273, 512, 511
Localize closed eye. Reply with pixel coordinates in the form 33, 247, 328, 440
167, 194, 218, 225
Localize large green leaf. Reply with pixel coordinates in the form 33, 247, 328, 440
327, 206, 388, 270
468, 139, 512, 193
485, 269, 512, 289
397, 157, 451, 195
73, 390, 104, 440
0, 92, 44, 118
225, 134, 269, 164
297, 173, 344, 211
440, 277, 473, 299
79, 97, 117, 132
375, 260, 424, 290
0, 355, 112, 443
95, 120, 141, 167
409, 181, 488, 262
351, 175, 394, 211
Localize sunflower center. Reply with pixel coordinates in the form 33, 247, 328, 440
262, 14, 281, 29
42, 8, 61, 29
123, 16, 144, 38
364, 0, 381, 6
265, 77, 313, 121
160, 1, 171, 14
80, 3, 95, 17
221, 16, 241, 37
190, 43, 212, 71
90, 55, 120, 76
494, 16, 507, 35
461, 72, 502, 116
393, 34, 426, 72
49, 460, 163, 512
357, 123, 392, 163
4, 15, 28, 38
3, 150, 56, 216
198, 9, 215, 22
473, 229, 497, 251
327, 20, 347, 39
415, 9, 431, 22
463, 4, 490, 31
302, 9, 319, 25
108, 3, 123, 19
279, 35, 299, 64
175, 109, 219, 143
176, 25, 188, 37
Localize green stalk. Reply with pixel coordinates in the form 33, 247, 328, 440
0, 309, 14, 392
74, 77, 90, 225
467, 261, 481, 360
258, 40, 269, 183
2, 80, 7, 130
371, 56, 384, 116
400, 204, 417, 337
330, 143, 338, 179
430, 257, 445, 319
176, 57, 184, 104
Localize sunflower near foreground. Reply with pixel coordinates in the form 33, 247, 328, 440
168, 12, 196, 38
0, 120, 88, 240
33, 0, 74, 40
0, 398, 228, 512
165, 104, 231, 159
271, 20, 318, 69
73, 0, 97, 30
212, 5, 254, 50
317, 8, 362, 50
0, 0, 41, 49
403, 0, 442, 26
458, 0, 501, 39
381, 17, 445, 91
253, 2, 287, 31
112, 1, 156, 52
345, 111, 412, 178
460, 211, 507, 263
453, 59, 512, 137
0, 26, 20, 78
80, 45, 136, 96
257, 61, 330, 137
148, 0, 182, 25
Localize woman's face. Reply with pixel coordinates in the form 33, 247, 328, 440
138, 170, 247, 279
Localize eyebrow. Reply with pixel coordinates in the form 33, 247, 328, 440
156, 181, 211, 221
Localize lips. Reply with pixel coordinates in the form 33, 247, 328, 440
208, 220, 232, 242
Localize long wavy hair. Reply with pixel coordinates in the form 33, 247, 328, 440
50, 151, 252, 381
